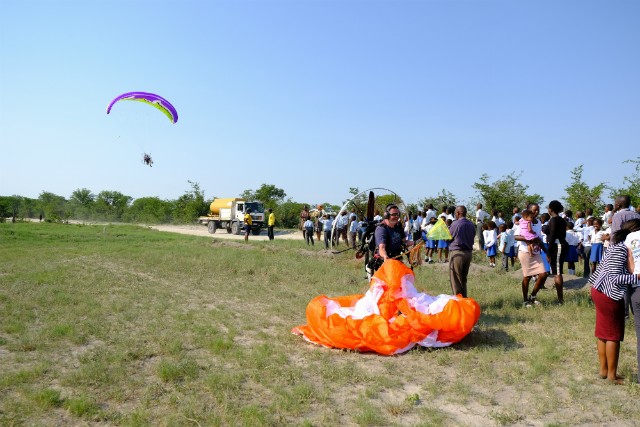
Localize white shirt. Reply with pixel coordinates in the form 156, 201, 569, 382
565, 230, 582, 246
336, 214, 349, 228
602, 211, 613, 229
483, 229, 497, 248
589, 229, 606, 244
476, 209, 490, 224
624, 230, 640, 276
320, 218, 333, 231
581, 226, 593, 246
493, 216, 505, 228
425, 209, 437, 222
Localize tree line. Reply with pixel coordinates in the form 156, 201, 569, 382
2, 161, 638, 227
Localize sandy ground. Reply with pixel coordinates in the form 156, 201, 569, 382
18, 218, 305, 241
149, 224, 305, 241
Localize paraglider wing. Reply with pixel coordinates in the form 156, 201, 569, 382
427, 218, 452, 240
106, 92, 178, 124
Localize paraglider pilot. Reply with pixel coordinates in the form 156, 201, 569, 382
143, 153, 153, 167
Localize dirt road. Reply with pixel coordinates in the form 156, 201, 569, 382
150, 224, 305, 241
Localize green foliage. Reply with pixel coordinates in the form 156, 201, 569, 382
274, 200, 307, 228
124, 197, 173, 223
473, 172, 542, 215
69, 188, 95, 220
171, 181, 207, 223
38, 191, 68, 221
564, 165, 607, 214
64, 395, 100, 418
94, 190, 132, 221
418, 189, 458, 212
609, 157, 640, 207
0, 196, 20, 218
242, 183, 287, 210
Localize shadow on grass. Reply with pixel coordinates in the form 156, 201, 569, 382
413, 327, 521, 354
564, 276, 590, 290
456, 327, 521, 351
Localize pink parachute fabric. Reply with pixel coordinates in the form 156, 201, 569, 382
292, 260, 480, 355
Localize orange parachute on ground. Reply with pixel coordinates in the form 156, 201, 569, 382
292, 260, 480, 355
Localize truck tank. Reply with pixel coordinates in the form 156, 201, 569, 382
209, 198, 244, 215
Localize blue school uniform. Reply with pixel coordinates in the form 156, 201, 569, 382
566, 245, 579, 263
437, 239, 449, 249
590, 243, 604, 263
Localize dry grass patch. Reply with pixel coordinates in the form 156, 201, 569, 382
1, 222, 639, 426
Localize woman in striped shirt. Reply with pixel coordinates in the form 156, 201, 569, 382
588, 219, 640, 384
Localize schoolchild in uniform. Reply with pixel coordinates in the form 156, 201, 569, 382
498, 223, 514, 271
565, 221, 582, 275
484, 221, 498, 267
589, 218, 607, 274
580, 217, 594, 277
422, 216, 437, 263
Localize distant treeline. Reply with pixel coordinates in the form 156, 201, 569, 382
2, 161, 639, 227
0, 183, 333, 229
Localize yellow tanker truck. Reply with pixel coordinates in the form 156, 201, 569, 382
198, 198, 265, 235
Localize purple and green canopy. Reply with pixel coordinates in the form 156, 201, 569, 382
106, 92, 178, 124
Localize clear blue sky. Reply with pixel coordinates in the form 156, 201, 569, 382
1, 0, 638, 207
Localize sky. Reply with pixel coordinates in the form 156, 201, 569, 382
1, 0, 638, 208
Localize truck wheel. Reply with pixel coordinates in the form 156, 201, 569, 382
226, 228, 232, 234
231, 222, 240, 235
252, 228, 261, 235
207, 221, 217, 234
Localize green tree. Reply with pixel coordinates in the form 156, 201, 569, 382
274, 200, 307, 228
125, 197, 172, 223
343, 188, 405, 219
69, 188, 95, 220
172, 181, 207, 223
94, 191, 132, 221
37, 191, 68, 222
418, 189, 457, 212
241, 184, 286, 210
472, 172, 542, 216
609, 157, 640, 207
563, 165, 606, 215
0, 195, 20, 221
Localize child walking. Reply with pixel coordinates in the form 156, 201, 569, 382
304, 217, 315, 246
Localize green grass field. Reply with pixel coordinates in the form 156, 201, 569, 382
1, 222, 638, 426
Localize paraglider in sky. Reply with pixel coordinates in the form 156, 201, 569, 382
142, 153, 153, 167
106, 91, 178, 124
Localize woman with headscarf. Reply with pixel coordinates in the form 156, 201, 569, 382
589, 219, 640, 384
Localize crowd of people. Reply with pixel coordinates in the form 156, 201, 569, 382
291, 197, 640, 385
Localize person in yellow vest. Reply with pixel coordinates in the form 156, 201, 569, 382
244, 209, 253, 241
267, 208, 276, 240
